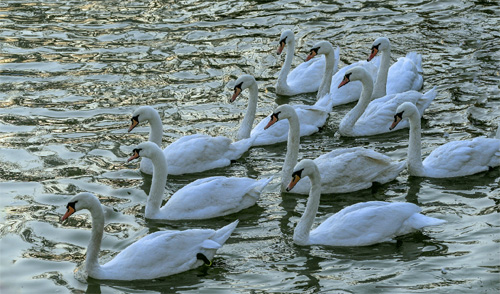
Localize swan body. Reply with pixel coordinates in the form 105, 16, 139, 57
391, 102, 500, 178
286, 159, 446, 246
368, 37, 423, 99
338, 66, 436, 137
275, 30, 328, 96
128, 142, 272, 220
306, 40, 379, 108
62, 192, 238, 280
266, 104, 404, 193
128, 106, 253, 175
232, 76, 330, 147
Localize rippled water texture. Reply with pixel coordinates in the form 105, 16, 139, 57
1, 0, 499, 293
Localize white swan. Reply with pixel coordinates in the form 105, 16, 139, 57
368, 37, 423, 99
286, 159, 446, 246
128, 141, 272, 220
231, 76, 330, 147
391, 102, 500, 178
61, 192, 238, 280
306, 41, 379, 108
337, 66, 436, 137
265, 104, 405, 194
275, 30, 327, 96
128, 106, 254, 175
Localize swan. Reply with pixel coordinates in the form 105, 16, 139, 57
128, 106, 254, 175
368, 37, 423, 99
231, 76, 330, 147
305, 41, 379, 108
265, 104, 405, 194
286, 159, 446, 246
337, 66, 436, 137
390, 102, 500, 177
128, 141, 272, 220
275, 30, 328, 96
61, 192, 239, 280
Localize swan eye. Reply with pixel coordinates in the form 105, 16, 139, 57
280, 36, 287, 45
310, 47, 319, 54
66, 201, 78, 210
234, 82, 243, 91
131, 115, 139, 123
273, 111, 281, 120
291, 168, 304, 178
132, 148, 142, 156
395, 111, 404, 120
344, 73, 352, 80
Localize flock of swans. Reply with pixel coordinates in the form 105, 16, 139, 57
61, 30, 500, 281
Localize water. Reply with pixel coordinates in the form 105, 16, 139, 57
1, 0, 499, 293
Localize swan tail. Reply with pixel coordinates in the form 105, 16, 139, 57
405, 51, 423, 73
211, 220, 239, 246
374, 160, 406, 184
333, 46, 340, 73
407, 213, 446, 230
417, 86, 437, 116
257, 176, 274, 192
228, 137, 254, 159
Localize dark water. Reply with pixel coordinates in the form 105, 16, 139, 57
1, 0, 499, 293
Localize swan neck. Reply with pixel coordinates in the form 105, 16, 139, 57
281, 113, 300, 192
372, 48, 390, 99
317, 50, 336, 99
148, 113, 163, 147
339, 76, 373, 134
85, 202, 105, 274
277, 38, 296, 86
237, 83, 258, 140
407, 112, 424, 175
146, 150, 168, 218
293, 168, 321, 245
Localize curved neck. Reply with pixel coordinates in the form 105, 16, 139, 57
372, 48, 390, 99
86, 201, 105, 274
339, 76, 374, 134
237, 83, 258, 140
146, 150, 168, 217
317, 50, 336, 99
293, 167, 321, 245
276, 37, 296, 90
407, 111, 425, 175
281, 113, 300, 192
148, 113, 163, 147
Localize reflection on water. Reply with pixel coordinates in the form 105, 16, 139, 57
1, 0, 499, 293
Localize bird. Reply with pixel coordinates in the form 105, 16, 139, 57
231, 77, 330, 147
275, 29, 328, 96
286, 159, 446, 246
367, 36, 423, 99
128, 141, 272, 220
390, 102, 500, 177
337, 66, 436, 137
305, 40, 379, 108
264, 104, 405, 194
128, 106, 254, 175
61, 192, 239, 280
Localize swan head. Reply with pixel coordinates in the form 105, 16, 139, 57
129, 106, 160, 132
368, 37, 390, 61
277, 29, 295, 55
61, 192, 101, 221
127, 141, 163, 162
264, 104, 296, 130
230, 74, 257, 103
390, 102, 418, 130
338, 66, 373, 88
306, 41, 333, 61
286, 159, 318, 192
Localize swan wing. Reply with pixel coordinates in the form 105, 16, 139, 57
387, 52, 423, 95
422, 137, 500, 177
159, 176, 272, 219
310, 202, 427, 246
287, 56, 326, 93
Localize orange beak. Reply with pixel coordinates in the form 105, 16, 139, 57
127, 150, 140, 162
230, 87, 241, 103
128, 118, 139, 132
305, 51, 316, 62
367, 47, 378, 62
338, 76, 350, 88
264, 115, 278, 130
277, 42, 285, 55
390, 115, 402, 130
61, 206, 75, 221
286, 174, 301, 192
